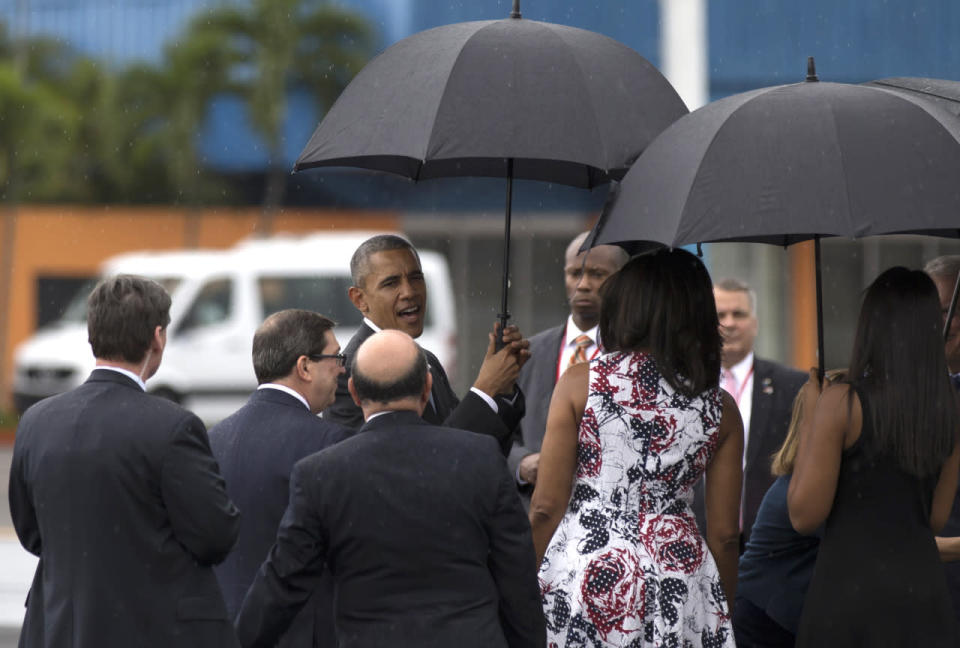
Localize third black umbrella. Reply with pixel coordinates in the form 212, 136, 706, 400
588, 59, 960, 376
294, 0, 688, 334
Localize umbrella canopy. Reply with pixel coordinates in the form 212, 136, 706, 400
588, 60, 960, 375
863, 77, 960, 119
295, 1, 688, 334
591, 74, 960, 251
295, 10, 687, 188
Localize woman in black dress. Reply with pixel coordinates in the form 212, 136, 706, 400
788, 267, 960, 646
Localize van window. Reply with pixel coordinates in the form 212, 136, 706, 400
258, 276, 363, 326
60, 276, 183, 325
176, 279, 232, 335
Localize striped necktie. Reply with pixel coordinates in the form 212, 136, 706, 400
567, 334, 592, 369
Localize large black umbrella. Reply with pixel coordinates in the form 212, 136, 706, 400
863, 77, 960, 118
588, 60, 960, 375
294, 0, 688, 334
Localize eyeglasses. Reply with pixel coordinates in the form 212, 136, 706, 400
309, 353, 347, 367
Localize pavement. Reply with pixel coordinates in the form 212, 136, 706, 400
0, 444, 31, 647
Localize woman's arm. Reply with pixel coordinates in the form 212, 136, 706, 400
704, 392, 743, 608
936, 536, 960, 562
529, 361, 588, 567
930, 440, 960, 534
787, 377, 859, 534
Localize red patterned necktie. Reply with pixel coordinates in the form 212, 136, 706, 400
567, 334, 592, 369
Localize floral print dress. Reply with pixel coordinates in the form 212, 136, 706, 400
539, 351, 733, 648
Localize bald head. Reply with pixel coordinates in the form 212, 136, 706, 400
348, 330, 432, 417
565, 231, 629, 331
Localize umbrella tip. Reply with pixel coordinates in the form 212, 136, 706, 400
510, 0, 522, 19
806, 56, 819, 82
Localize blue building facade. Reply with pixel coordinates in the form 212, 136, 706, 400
1, 0, 958, 183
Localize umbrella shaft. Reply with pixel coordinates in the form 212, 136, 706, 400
946, 269, 960, 343
497, 160, 514, 351
815, 237, 825, 382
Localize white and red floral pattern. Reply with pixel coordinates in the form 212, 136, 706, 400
539, 351, 733, 647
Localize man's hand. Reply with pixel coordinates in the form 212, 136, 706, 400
499, 324, 531, 370
473, 323, 530, 396
518, 452, 540, 485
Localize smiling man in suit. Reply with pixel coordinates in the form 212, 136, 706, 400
210, 309, 351, 647
236, 329, 545, 648
694, 277, 807, 546
9, 274, 240, 648
322, 234, 529, 452
510, 231, 628, 504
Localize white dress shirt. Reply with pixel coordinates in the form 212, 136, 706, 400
556, 315, 601, 379
723, 352, 755, 469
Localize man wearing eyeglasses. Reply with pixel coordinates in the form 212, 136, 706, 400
209, 309, 352, 648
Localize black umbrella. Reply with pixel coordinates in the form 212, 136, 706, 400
863, 77, 960, 118
294, 0, 688, 335
588, 59, 960, 377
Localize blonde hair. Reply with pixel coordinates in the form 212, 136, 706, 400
771, 369, 847, 476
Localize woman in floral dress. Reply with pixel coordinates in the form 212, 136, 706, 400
530, 248, 743, 648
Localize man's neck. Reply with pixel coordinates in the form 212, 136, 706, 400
721, 352, 753, 372
571, 315, 598, 334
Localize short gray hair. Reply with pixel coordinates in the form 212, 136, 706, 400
714, 277, 757, 314
252, 309, 335, 384
350, 234, 419, 287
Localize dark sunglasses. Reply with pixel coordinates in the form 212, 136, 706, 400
309, 353, 347, 367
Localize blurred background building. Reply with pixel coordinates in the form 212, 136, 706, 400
0, 0, 958, 407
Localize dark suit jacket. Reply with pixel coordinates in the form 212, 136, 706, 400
322, 323, 523, 453
9, 369, 241, 648
693, 357, 807, 545
209, 388, 351, 648
510, 324, 564, 501
234, 411, 546, 648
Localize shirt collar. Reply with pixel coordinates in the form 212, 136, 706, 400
363, 317, 382, 333
726, 351, 755, 383
564, 314, 600, 349
94, 365, 146, 391
257, 383, 310, 411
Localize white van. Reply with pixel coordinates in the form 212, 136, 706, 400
12, 232, 457, 423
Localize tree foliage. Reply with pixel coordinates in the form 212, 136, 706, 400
0, 1, 374, 206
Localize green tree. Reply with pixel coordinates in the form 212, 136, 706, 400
189, 0, 374, 229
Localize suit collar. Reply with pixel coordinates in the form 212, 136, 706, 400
87, 367, 144, 391
252, 386, 311, 411
359, 409, 429, 433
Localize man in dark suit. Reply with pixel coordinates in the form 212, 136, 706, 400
210, 309, 351, 647
235, 329, 546, 648
511, 231, 628, 503
323, 234, 529, 453
694, 278, 806, 546
9, 274, 240, 648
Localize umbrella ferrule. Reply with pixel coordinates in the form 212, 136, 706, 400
806, 56, 819, 82
510, 0, 522, 19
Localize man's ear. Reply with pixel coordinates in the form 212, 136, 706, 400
421, 371, 433, 405
348, 285, 367, 313
347, 376, 361, 407
295, 355, 312, 382
152, 326, 166, 353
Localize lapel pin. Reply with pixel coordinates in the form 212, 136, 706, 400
762, 377, 774, 395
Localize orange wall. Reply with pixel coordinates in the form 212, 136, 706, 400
789, 240, 818, 371
0, 205, 398, 409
